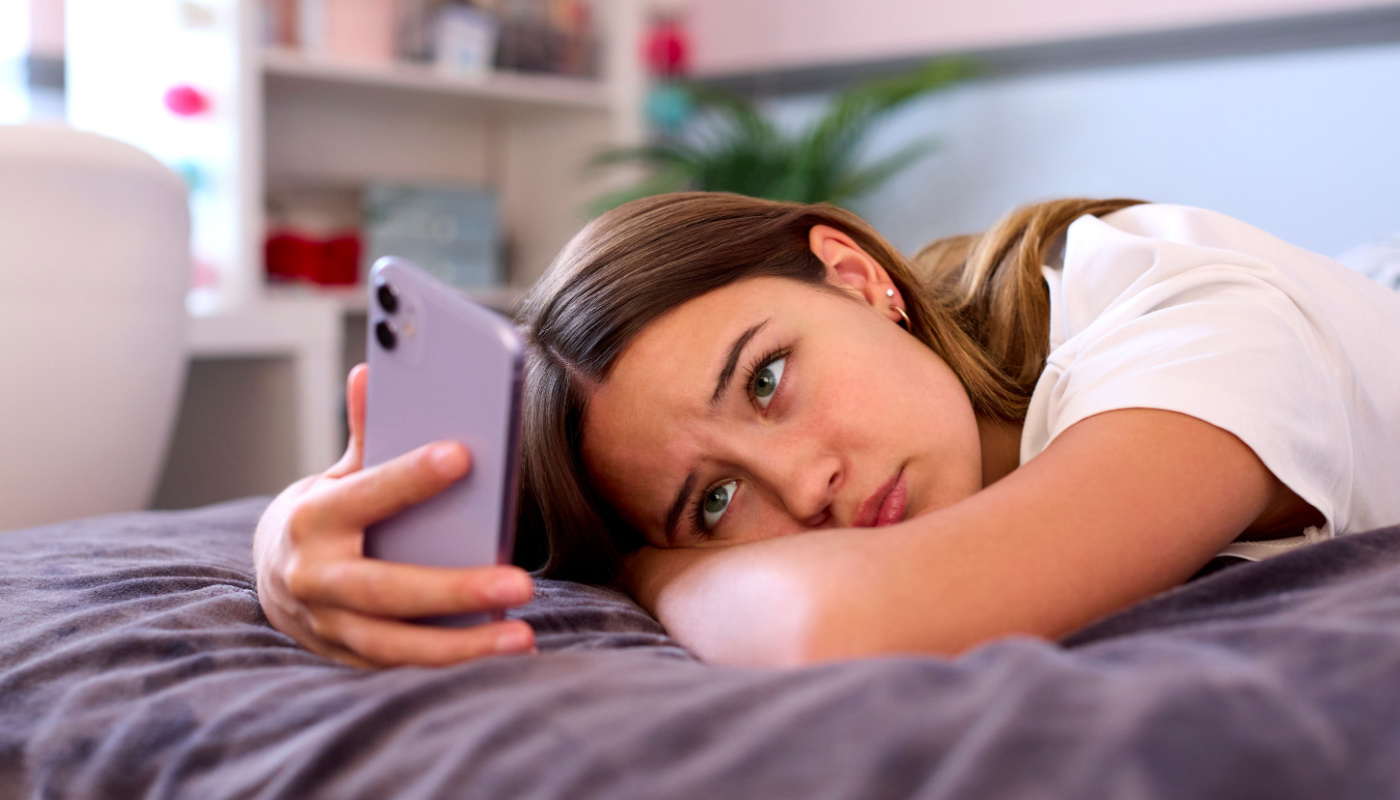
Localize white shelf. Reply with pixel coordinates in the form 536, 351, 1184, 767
262, 47, 612, 112
68, 0, 645, 506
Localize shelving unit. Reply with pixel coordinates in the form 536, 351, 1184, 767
262, 46, 613, 110
66, 0, 644, 508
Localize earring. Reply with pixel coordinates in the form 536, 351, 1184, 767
885, 287, 909, 328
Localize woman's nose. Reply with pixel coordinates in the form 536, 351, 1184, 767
761, 450, 842, 527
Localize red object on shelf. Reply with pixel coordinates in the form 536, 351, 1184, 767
643, 19, 689, 77
163, 84, 211, 117
266, 231, 361, 286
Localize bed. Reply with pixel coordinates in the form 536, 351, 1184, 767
4, 497, 1400, 799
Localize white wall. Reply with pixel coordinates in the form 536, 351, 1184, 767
762, 41, 1400, 258
0, 0, 29, 122
2, 0, 66, 123
690, 0, 1400, 75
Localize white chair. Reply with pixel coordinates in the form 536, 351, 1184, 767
0, 125, 188, 530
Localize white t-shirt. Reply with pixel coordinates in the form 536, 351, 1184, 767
1020, 204, 1400, 560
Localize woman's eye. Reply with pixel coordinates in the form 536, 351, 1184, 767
701, 480, 738, 530
752, 357, 785, 409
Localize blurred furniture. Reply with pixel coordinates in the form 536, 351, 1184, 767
64, 0, 644, 506
0, 125, 188, 529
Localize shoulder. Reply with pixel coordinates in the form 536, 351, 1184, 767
1094, 203, 1268, 247
1055, 203, 1354, 333
1053, 205, 1259, 341
1060, 202, 1397, 322
1030, 203, 1368, 533
1063, 203, 1281, 281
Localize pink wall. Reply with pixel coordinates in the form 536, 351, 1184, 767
28, 0, 64, 57
689, 0, 1400, 76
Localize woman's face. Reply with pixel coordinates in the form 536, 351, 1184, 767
581, 230, 985, 549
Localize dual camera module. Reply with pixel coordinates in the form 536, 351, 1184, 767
374, 282, 400, 350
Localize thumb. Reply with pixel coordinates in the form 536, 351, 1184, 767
326, 363, 368, 478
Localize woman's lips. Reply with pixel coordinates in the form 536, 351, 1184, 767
877, 472, 908, 526
854, 469, 907, 528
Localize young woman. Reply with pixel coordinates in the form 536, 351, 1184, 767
254, 194, 1400, 669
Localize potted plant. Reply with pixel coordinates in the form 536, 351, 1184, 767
589, 59, 972, 213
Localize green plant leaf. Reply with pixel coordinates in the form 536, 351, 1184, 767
585, 58, 974, 213
586, 163, 696, 215
828, 137, 941, 205
798, 59, 973, 179
686, 84, 778, 149
586, 142, 702, 175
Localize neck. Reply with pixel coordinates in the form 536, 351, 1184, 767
976, 415, 1024, 488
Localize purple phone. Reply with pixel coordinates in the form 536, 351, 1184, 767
362, 257, 525, 627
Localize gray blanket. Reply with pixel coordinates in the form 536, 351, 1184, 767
3, 497, 1400, 799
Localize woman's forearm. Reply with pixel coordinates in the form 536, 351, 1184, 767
634, 520, 1020, 666
630, 542, 818, 666
630, 409, 1282, 667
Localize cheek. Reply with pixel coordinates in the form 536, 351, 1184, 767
720, 490, 809, 545
801, 334, 936, 437
826, 337, 981, 486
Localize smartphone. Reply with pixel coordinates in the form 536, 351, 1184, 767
362, 257, 525, 627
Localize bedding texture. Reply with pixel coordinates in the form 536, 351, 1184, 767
3, 497, 1400, 799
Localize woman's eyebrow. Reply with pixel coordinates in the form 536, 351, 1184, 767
710, 320, 769, 408
664, 470, 698, 546
663, 318, 770, 544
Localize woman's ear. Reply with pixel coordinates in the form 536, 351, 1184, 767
809, 224, 904, 313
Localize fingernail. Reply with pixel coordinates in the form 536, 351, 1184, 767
496, 626, 533, 654
489, 572, 533, 605
430, 443, 466, 477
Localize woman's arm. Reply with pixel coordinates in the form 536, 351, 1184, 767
626, 408, 1293, 666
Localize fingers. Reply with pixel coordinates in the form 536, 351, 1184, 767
347, 362, 367, 464
314, 610, 537, 667
293, 560, 535, 619
326, 364, 369, 478
307, 440, 471, 530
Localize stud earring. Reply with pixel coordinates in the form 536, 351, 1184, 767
885, 288, 895, 298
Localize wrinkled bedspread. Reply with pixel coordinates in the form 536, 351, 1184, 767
4, 497, 1400, 799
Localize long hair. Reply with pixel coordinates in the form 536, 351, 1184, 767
516, 192, 1142, 582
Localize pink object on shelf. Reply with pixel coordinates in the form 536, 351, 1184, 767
323, 0, 397, 63
191, 257, 221, 289
644, 18, 689, 77
163, 84, 211, 117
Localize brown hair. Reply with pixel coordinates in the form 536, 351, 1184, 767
516, 192, 1142, 582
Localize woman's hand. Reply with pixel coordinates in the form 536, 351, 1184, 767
253, 364, 537, 668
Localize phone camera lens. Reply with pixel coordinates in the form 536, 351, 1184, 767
374, 320, 397, 350
376, 282, 399, 314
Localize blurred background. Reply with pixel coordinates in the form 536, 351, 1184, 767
2, 0, 1398, 527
